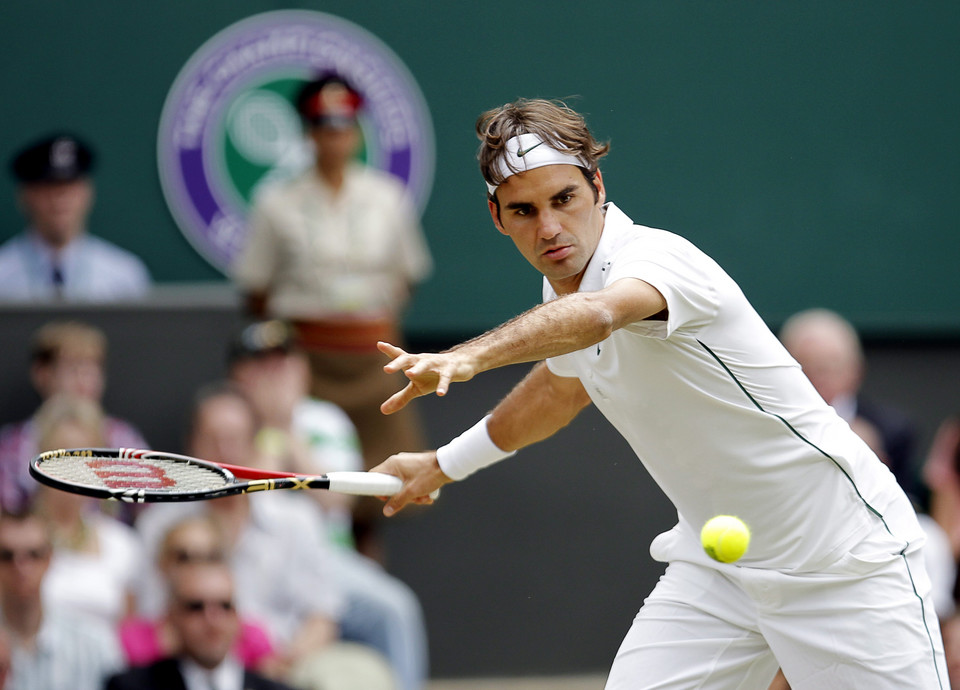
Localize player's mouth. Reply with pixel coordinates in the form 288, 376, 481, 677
542, 245, 573, 261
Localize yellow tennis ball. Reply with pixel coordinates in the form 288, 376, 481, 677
701, 515, 750, 563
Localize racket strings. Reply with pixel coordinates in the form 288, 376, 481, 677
37, 454, 229, 492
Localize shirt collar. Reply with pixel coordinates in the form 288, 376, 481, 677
543, 202, 635, 301
25, 229, 85, 265
180, 656, 244, 690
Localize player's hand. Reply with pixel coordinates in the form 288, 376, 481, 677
371, 451, 452, 516
378, 341, 478, 413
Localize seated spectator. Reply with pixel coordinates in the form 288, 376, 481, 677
0, 507, 123, 690
851, 415, 956, 620
924, 415, 960, 559
106, 561, 295, 690
942, 614, 960, 690
0, 626, 9, 689
135, 383, 397, 689
227, 320, 429, 690
0, 320, 149, 516
780, 308, 920, 500
123, 515, 274, 672
227, 319, 364, 547
30, 395, 143, 626
0, 133, 151, 301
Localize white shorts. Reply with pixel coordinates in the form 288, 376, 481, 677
605, 540, 948, 689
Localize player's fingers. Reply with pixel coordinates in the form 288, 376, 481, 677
380, 382, 419, 415
383, 354, 414, 374
383, 492, 412, 516
377, 341, 406, 358
435, 370, 455, 397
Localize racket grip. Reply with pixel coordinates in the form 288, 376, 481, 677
327, 472, 403, 495
325, 472, 441, 500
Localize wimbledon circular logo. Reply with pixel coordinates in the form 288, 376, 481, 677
157, 10, 435, 272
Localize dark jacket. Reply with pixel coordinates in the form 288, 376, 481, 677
105, 658, 295, 690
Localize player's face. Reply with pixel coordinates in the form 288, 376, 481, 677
490, 165, 606, 295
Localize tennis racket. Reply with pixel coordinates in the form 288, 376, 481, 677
30, 448, 429, 504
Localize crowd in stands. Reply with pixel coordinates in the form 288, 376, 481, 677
0, 319, 429, 690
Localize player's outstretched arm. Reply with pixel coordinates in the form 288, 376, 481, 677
379, 277, 665, 413
375, 363, 591, 515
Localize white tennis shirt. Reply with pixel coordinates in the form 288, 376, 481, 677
545, 203, 921, 572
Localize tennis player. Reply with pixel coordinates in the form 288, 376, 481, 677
372, 98, 948, 689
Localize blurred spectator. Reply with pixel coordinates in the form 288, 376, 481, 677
231, 73, 432, 489
227, 320, 429, 690
780, 308, 920, 500
942, 614, 960, 690
851, 415, 955, 619
0, 133, 151, 301
31, 395, 143, 626
924, 416, 960, 559
0, 508, 123, 690
135, 383, 397, 689
106, 561, 295, 690
123, 515, 275, 672
0, 626, 9, 689
0, 320, 148, 516
227, 319, 363, 547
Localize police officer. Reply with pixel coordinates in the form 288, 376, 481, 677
0, 133, 151, 301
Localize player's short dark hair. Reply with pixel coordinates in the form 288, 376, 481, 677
476, 98, 610, 197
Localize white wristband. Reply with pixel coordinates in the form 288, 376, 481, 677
436, 415, 516, 481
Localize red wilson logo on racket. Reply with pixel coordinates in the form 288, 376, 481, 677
86, 459, 176, 490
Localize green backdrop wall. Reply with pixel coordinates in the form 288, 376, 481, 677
2, 2, 958, 338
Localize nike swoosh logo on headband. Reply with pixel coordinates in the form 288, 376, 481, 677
516, 141, 544, 157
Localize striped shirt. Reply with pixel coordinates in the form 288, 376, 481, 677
7, 611, 124, 690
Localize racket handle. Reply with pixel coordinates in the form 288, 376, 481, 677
327, 472, 402, 495
325, 472, 440, 500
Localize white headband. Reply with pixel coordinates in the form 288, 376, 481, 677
485, 133, 588, 195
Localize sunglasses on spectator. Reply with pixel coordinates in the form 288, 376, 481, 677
178, 598, 236, 614
0, 547, 50, 563
168, 548, 225, 565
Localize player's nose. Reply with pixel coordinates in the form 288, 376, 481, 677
537, 208, 562, 239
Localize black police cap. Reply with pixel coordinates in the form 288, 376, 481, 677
11, 134, 94, 183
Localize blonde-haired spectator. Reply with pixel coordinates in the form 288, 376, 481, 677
31, 395, 144, 627
0, 320, 148, 515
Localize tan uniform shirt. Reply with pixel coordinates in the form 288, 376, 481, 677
233, 164, 432, 320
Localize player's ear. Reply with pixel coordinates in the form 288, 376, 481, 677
487, 197, 507, 234
593, 169, 606, 207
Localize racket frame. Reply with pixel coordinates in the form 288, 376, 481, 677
28, 448, 400, 503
